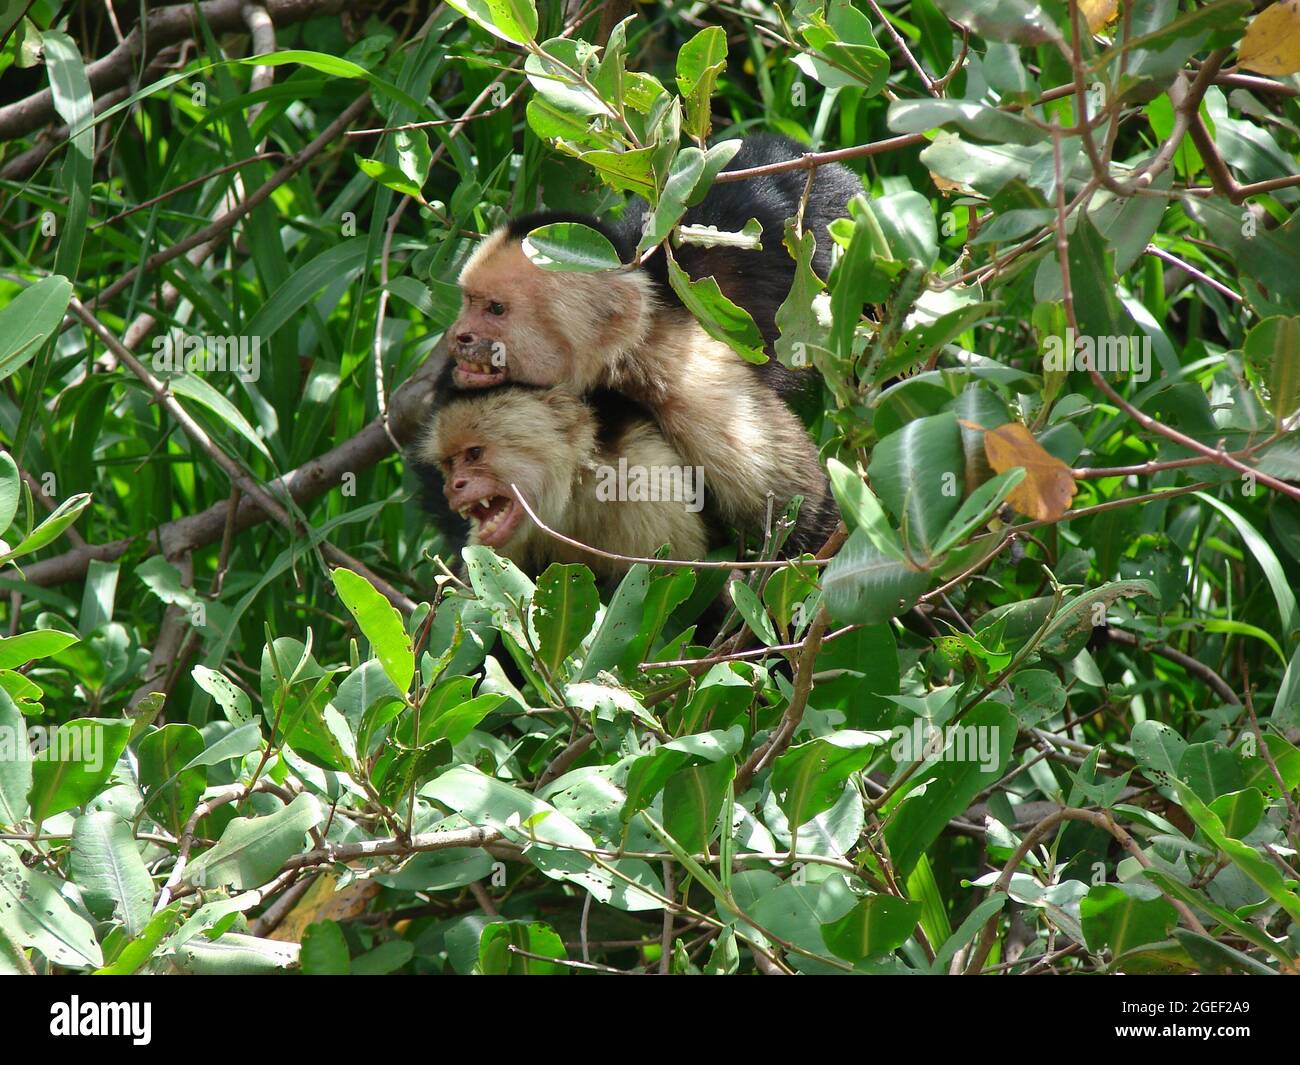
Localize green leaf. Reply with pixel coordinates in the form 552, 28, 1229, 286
871, 189, 941, 267
932, 0, 1063, 44
729, 580, 778, 647
1170, 929, 1279, 975
170, 932, 299, 974
246, 238, 370, 340
676, 26, 727, 140
426, 692, 506, 746
577, 564, 648, 680
1208, 787, 1265, 839
867, 412, 965, 558
1273, 644, 1300, 728
394, 128, 432, 189
479, 920, 566, 974
888, 98, 1043, 146
932, 468, 1026, 555
825, 457, 904, 559
1080, 883, 1178, 956
1131, 719, 1186, 795
138, 724, 208, 837
637, 147, 706, 254
301, 920, 351, 975
1194, 492, 1299, 639
352, 939, 413, 975
28, 718, 131, 827
522, 222, 623, 272
192, 666, 255, 726
0, 452, 17, 536
665, 249, 766, 363
931, 893, 1007, 974
445, 0, 539, 46
0, 687, 32, 829
69, 812, 154, 937
0, 276, 73, 385
1243, 316, 1300, 427
663, 758, 735, 852
0, 629, 79, 670
531, 564, 599, 675
463, 547, 536, 652
45, 31, 92, 281
1172, 779, 1300, 923
94, 908, 182, 975
884, 702, 1014, 877
357, 156, 426, 202
1143, 867, 1294, 966
1177, 741, 1244, 802
0, 493, 91, 564
772, 732, 882, 831
331, 568, 415, 694
796, 2, 890, 93
0, 842, 102, 970
821, 894, 922, 961
822, 527, 930, 625
185, 793, 323, 891
168, 373, 273, 462
424, 766, 594, 850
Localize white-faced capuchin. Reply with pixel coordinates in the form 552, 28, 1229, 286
415, 376, 716, 583
440, 134, 858, 558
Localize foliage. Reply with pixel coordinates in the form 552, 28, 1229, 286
0, 0, 1298, 975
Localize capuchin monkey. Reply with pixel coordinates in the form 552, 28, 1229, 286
445, 134, 854, 555
415, 380, 714, 583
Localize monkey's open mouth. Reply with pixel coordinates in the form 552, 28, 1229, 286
462, 495, 521, 546
453, 357, 506, 388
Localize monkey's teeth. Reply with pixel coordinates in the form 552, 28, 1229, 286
479, 498, 491, 509
457, 506, 470, 518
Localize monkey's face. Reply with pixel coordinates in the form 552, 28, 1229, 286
449, 230, 653, 392
439, 439, 527, 548
450, 236, 574, 390
424, 388, 595, 551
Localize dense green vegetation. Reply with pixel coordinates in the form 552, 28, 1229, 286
0, 0, 1298, 975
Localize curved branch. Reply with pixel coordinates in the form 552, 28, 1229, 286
21, 346, 446, 589
0, 0, 343, 144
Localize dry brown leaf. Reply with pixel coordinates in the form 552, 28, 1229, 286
267, 872, 380, 942
1239, 0, 1300, 75
981, 421, 1078, 522
1081, 0, 1120, 33
929, 171, 965, 195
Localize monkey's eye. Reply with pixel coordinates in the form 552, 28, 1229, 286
487, 301, 506, 316
466, 446, 483, 462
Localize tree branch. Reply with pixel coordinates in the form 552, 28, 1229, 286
0, 0, 343, 144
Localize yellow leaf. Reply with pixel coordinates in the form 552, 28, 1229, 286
979, 422, 1078, 523
1081, 0, 1119, 33
266, 872, 380, 942
1239, 0, 1300, 75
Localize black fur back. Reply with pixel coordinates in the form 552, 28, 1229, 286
617, 133, 863, 394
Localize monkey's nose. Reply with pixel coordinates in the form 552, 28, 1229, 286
452, 478, 468, 491
456, 332, 476, 346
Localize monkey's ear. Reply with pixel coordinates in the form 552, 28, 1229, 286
539, 387, 582, 419
539, 388, 593, 446
594, 274, 652, 354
